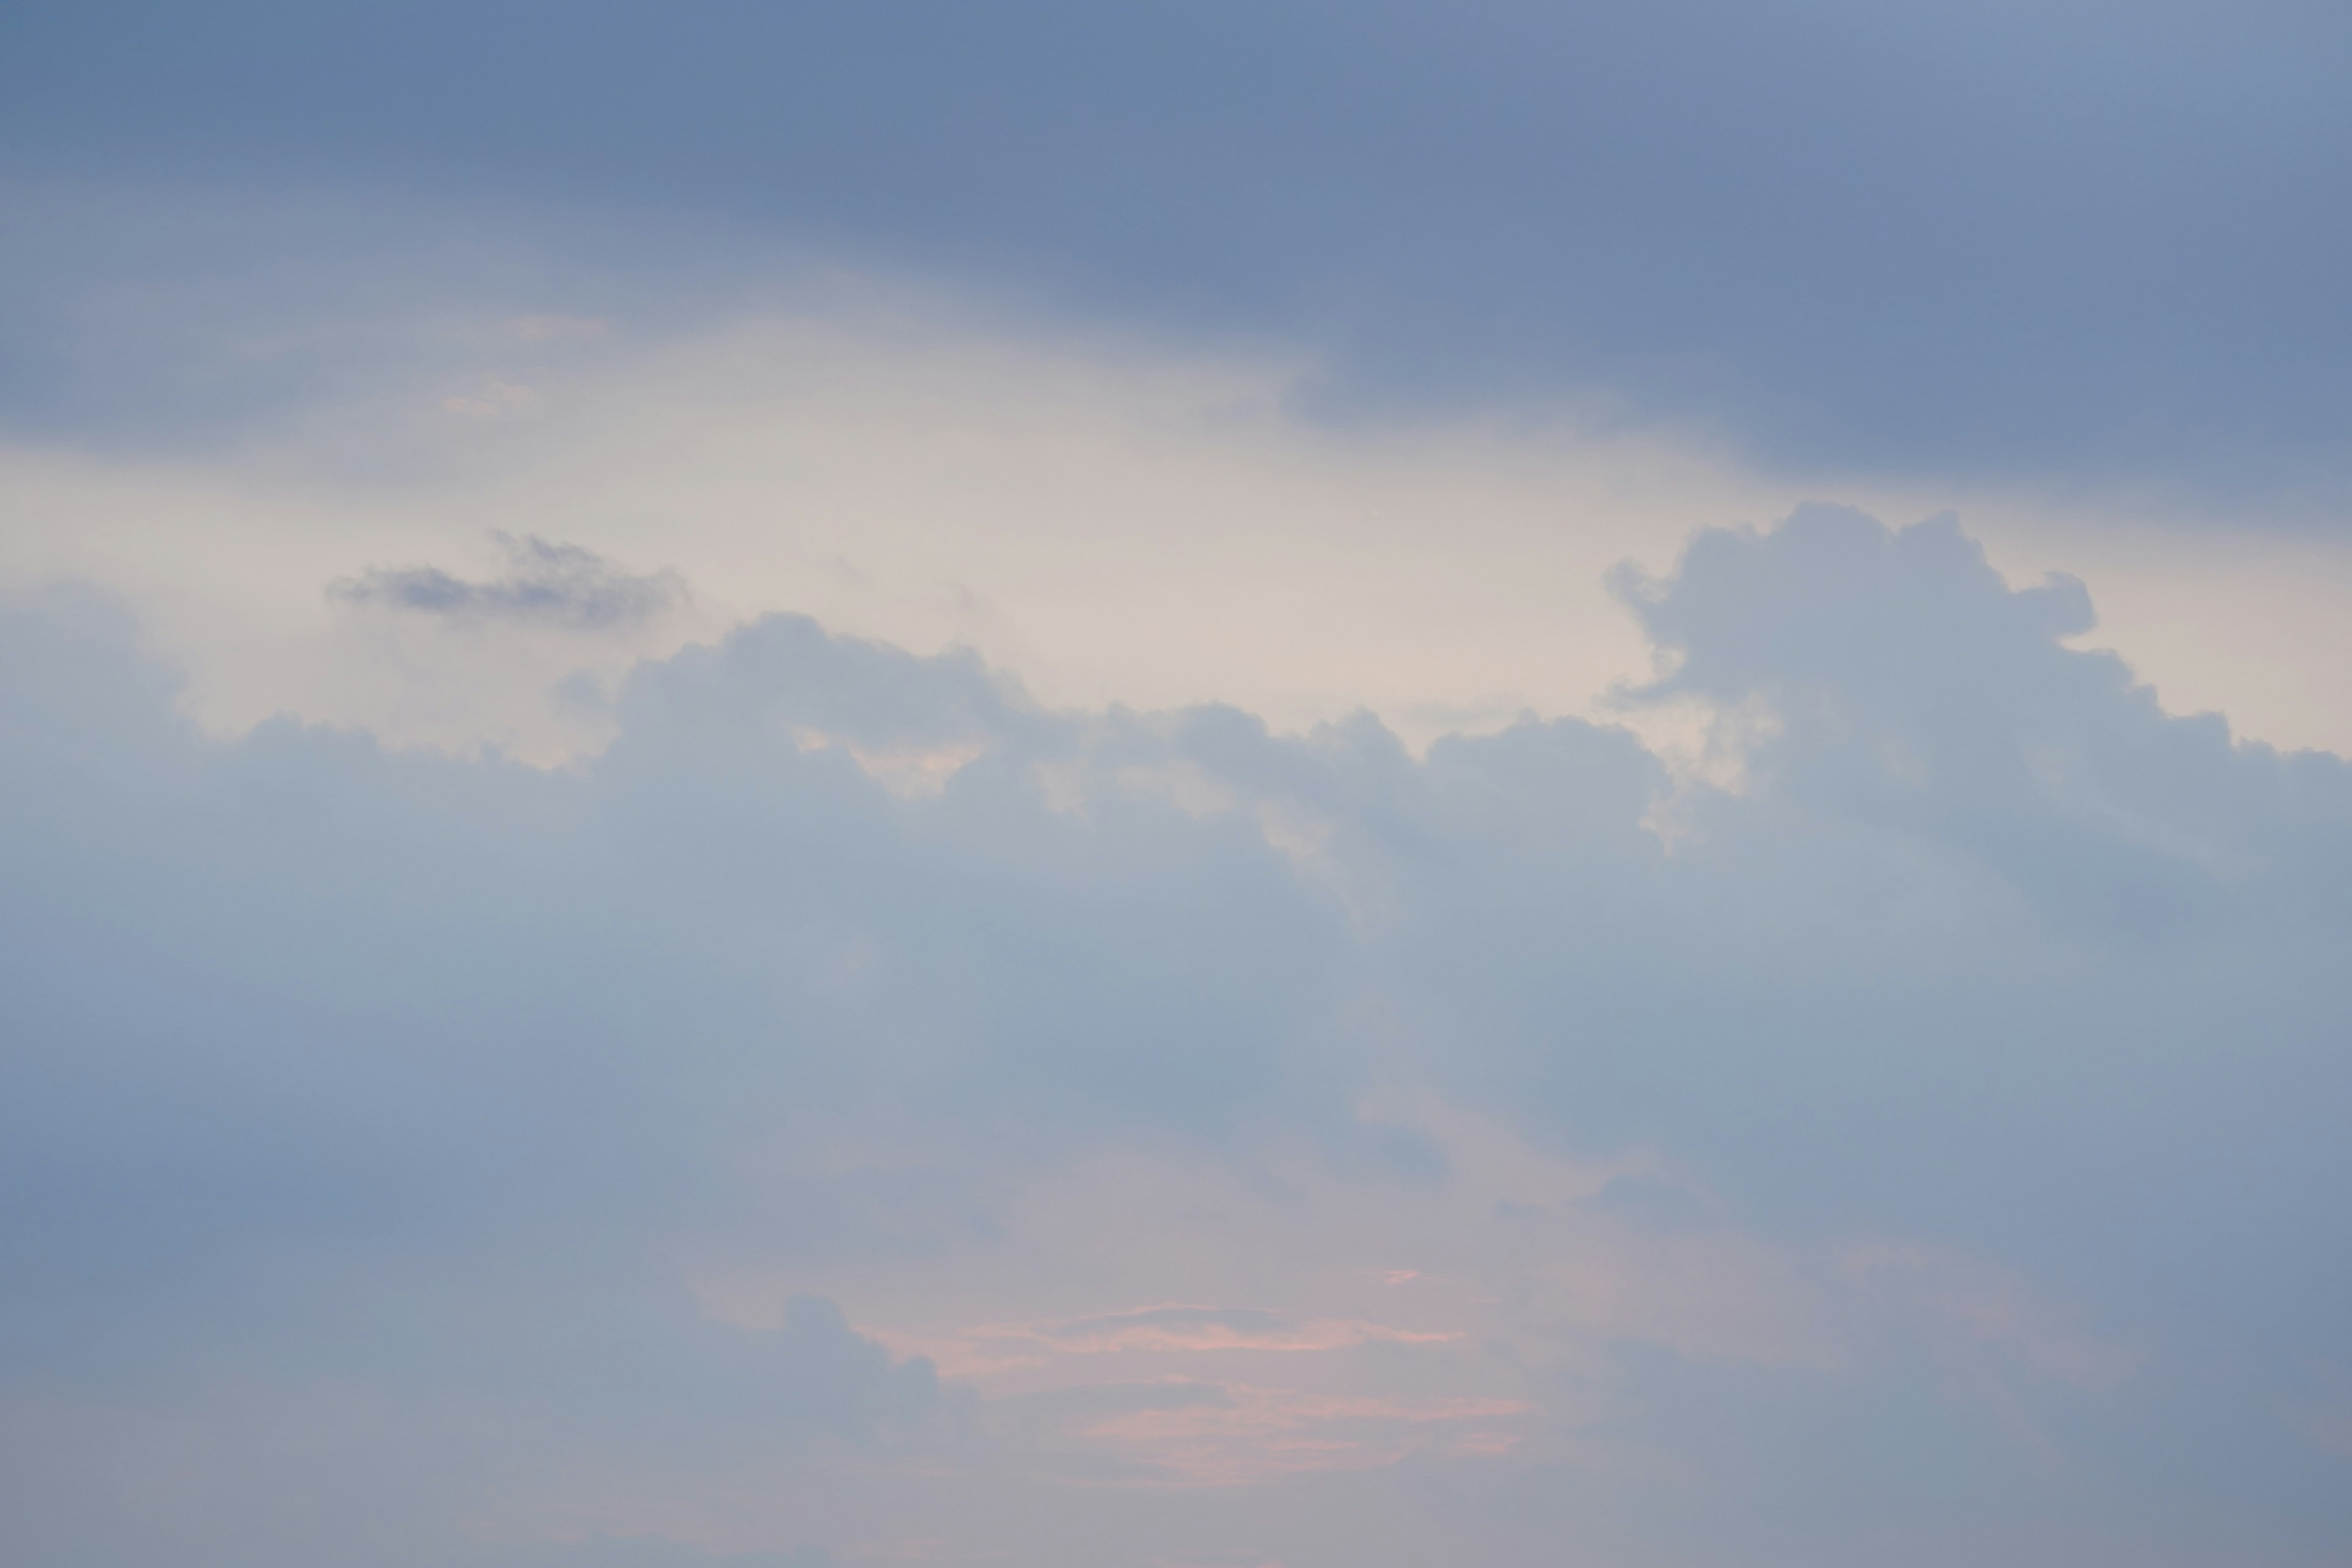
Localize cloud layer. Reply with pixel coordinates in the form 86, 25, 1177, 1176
4, 508, 2350, 1565
7, 4, 2350, 496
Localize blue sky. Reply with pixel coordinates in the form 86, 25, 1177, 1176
4, 6, 2352, 1567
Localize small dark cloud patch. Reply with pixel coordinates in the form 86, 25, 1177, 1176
330, 533, 683, 631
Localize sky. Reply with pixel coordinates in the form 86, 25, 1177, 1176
3, 6, 2351, 1566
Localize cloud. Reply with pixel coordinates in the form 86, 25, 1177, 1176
969, 1306, 1458, 1356
7, 7, 2350, 495
445, 378, 544, 419
5, 506, 2352, 1563
17, 294, 2352, 771
510, 315, 609, 343
1067, 1380, 1534, 1486
0, 1294, 927, 1568
491, 1544, 829, 1568
329, 533, 685, 631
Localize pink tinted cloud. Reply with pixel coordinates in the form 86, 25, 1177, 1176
1077, 1379, 1533, 1486
969, 1305, 1458, 1356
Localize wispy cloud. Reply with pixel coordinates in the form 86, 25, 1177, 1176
328, 533, 684, 632
969, 1306, 1458, 1357
1071, 1379, 1533, 1485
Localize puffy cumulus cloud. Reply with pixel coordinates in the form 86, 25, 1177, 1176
4, 508, 2352, 1565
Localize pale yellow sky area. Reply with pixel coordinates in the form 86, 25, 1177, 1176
4, 303, 2348, 766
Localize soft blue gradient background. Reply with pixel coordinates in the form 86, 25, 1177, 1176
5, 4, 2352, 1562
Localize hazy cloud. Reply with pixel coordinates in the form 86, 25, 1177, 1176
5, 508, 2351, 1564
7, 6, 2350, 494
973, 1305, 1458, 1355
